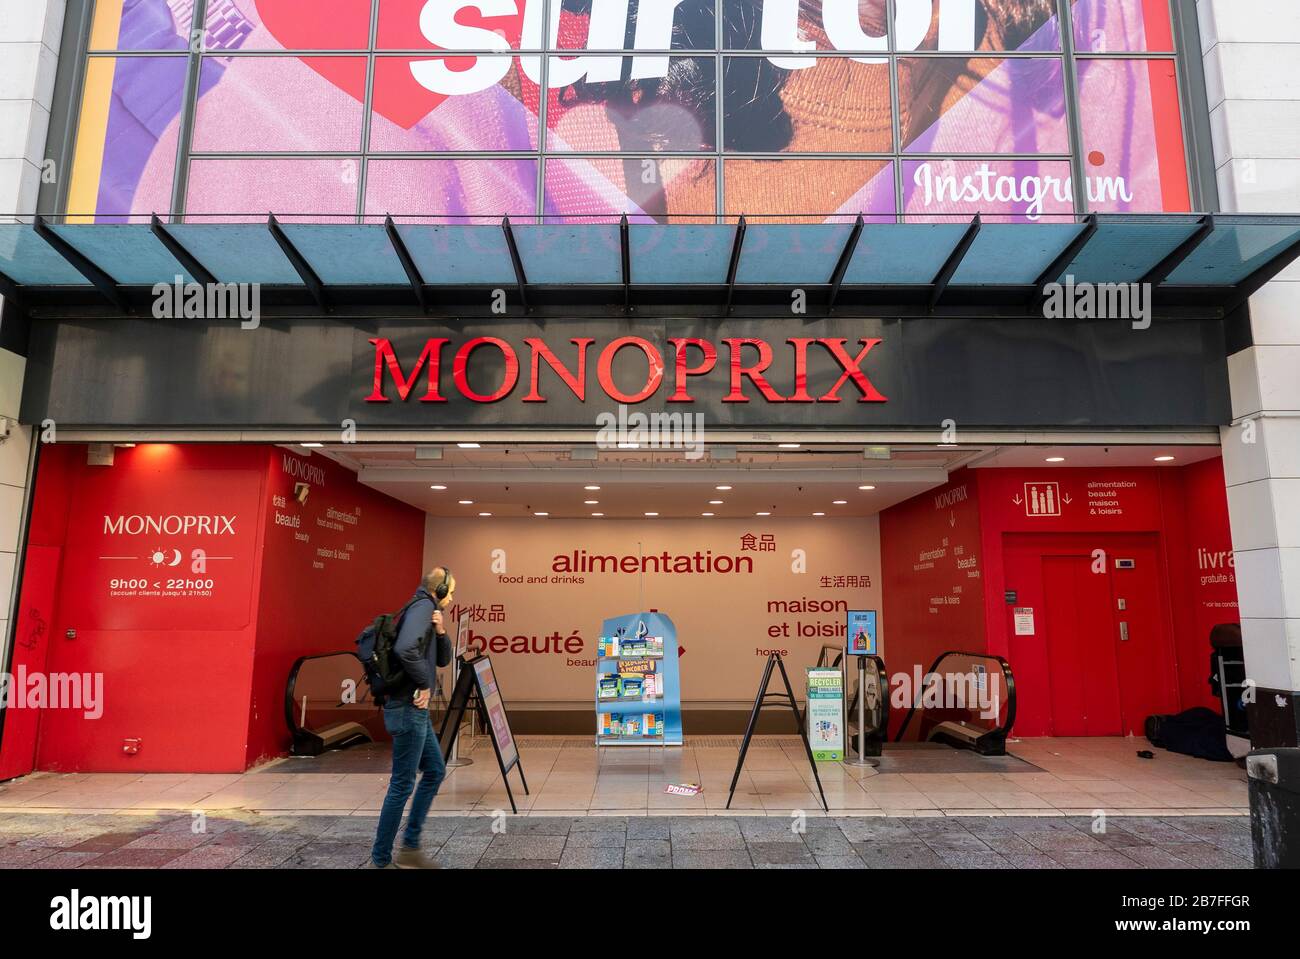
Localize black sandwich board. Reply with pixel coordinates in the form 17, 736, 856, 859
438, 654, 528, 813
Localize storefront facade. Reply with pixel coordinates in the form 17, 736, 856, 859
2, 0, 1300, 825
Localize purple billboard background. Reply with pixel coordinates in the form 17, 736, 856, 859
79, 0, 1187, 224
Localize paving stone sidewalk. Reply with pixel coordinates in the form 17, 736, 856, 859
0, 813, 1254, 869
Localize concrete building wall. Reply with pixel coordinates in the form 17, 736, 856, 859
0, 1, 63, 659
1201, 0, 1300, 745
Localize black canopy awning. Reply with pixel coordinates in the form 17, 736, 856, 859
2, 213, 1298, 319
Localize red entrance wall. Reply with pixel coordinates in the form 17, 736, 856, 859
880, 458, 1239, 738
0, 444, 422, 777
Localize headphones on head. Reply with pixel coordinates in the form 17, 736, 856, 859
433, 567, 454, 605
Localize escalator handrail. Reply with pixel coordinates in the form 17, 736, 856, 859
893, 650, 1016, 743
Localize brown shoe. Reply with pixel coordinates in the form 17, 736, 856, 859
394, 846, 440, 869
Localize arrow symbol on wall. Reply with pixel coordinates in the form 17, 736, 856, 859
949, 511, 956, 527
1062, 494, 1073, 505
1012, 495, 1023, 506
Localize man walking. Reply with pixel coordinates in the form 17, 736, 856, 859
370, 566, 456, 868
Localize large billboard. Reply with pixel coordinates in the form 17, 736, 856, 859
67, 0, 1188, 223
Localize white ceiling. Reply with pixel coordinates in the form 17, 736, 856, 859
303, 441, 1222, 520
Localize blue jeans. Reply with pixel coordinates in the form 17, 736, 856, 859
370, 701, 446, 866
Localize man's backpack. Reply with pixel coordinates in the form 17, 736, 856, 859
355, 597, 429, 702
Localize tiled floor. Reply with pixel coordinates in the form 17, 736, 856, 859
0, 736, 1249, 819
0, 812, 1254, 869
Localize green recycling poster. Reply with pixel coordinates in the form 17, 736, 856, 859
806, 668, 844, 761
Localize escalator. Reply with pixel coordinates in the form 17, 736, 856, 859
894, 651, 1017, 756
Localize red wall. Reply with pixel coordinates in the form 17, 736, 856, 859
878, 470, 985, 736
246, 449, 423, 767
880, 458, 1240, 738
0, 444, 423, 776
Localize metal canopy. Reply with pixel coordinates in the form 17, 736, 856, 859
2, 213, 1299, 319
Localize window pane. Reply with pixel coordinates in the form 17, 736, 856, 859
185, 158, 359, 222
545, 56, 716, 152
365, 159, 538, 224
723, 158, 894, 223
544, 157, 716, 222
1077, 59, 1188, 212
899, 57, 1068, 154
369, 57, 540, 150
902, 158, 1076, 222
207, 0, 373, 50
724, 0, 889, 53
1071, 0, 1174, 53
903, 0, 1063, 53
553, 0, 716, 51
65, 57, 185, 223
192, 56, 366, 151
377, 0, 526, 49
723, 56, 891, 153
89, 0, 195, 51
722, 1, 1060, 54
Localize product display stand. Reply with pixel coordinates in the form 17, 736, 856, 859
726, 652, 828, 812
595, 611, 683, 746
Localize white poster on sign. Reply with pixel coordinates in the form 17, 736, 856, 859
1014, 607, 1036, 636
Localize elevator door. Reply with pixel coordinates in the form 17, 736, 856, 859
1042, 554, 1123, 736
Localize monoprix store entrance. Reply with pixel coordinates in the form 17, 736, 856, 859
1, 214, 1298, 800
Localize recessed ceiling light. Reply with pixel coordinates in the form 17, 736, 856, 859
1045, 457, 1066, 463
534, 512, 548, 517
644, 512, 658, 517
617, 442, 639, 449
1154, 455, 1175, 462
778, 443, 800, 449
715, 485, 732, 491
832, 500, 848, 505
858, 485, 875, 491
457, 442, 481, 449
585, 485, 601, 491
478, 512, 492, 517
813, 512, 825, 517
300, 442, 323, 448
458, 500, 474, 505
430, 484, 447, 490
584, 500, 599, 505
756, 511, 771, 516
709, 499, 724, 505
591, 512, 604, 517
702, 512, 714, 517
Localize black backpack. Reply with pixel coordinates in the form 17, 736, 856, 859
355, 598, 430, 702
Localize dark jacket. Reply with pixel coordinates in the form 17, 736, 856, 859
390, 587, 452, 702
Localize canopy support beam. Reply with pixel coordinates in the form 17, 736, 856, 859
723, 215, 747, 316
384, 216, 430, 313
150, 214, 218, 287
826, 214, 865, 315
1028, 213, 1098, 306
268, 214, 330, 312
1141, 214, 1215, 288
928, 214, 981, 313
620, 214, 632, 314
33, 216, 130, 313
501, 215, 530, 313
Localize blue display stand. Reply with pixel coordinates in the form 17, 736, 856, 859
594, 611, 683, 746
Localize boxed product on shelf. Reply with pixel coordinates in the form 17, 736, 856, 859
643, 713, 664, 737
598, 676, 620, 699
619, 675, 644, 699
597, 635, 620, 658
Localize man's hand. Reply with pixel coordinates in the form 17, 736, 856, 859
431, 610, 444, 633
414, 688, 431, 710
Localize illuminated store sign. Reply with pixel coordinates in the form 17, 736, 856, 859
366, 335, 887, 405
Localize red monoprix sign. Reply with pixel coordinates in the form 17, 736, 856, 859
365, 335, 887, 405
